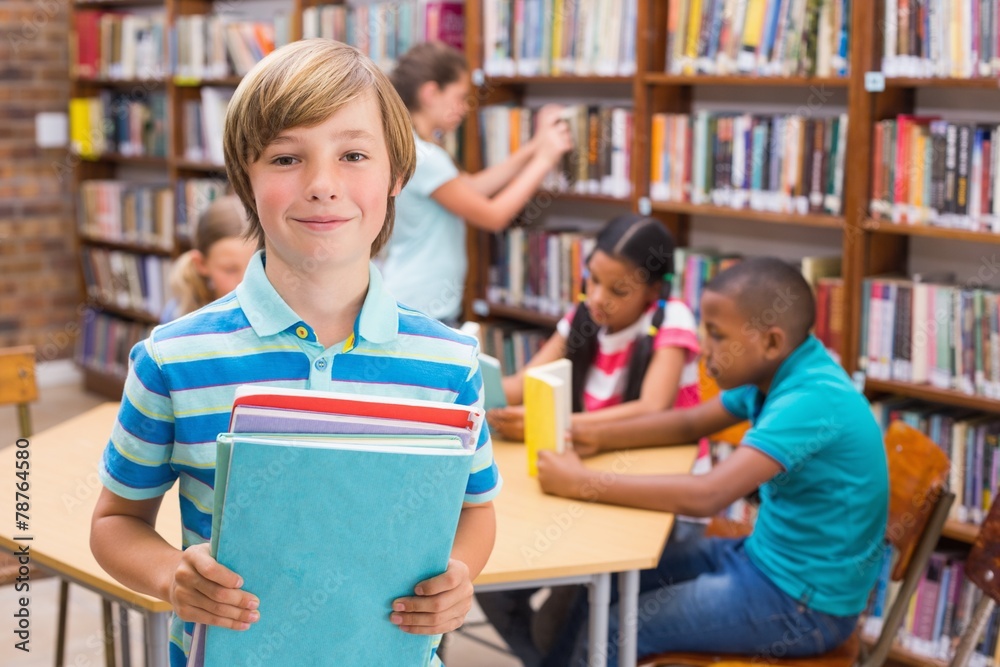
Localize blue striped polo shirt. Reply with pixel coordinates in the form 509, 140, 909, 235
98, 251, 502, 667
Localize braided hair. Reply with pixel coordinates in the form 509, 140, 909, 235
564, 214, 676, 412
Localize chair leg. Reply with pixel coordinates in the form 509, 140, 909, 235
55, 580, 69, 667
952, 596, 996, 667
102, 599, 115, 667
118, 603, 132, 667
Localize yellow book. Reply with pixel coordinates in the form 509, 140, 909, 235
69, 97, 95, 159
551, 0, 564, 76
524, 358, 571, 476
683, 0, 703, 74
739, 0, 768, 72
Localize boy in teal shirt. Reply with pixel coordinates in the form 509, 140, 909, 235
91, 40, 499, 667
538, 257, 887, 664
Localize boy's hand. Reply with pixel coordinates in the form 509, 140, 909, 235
391, 559, 473, 634
168, 543, 260, 630
537, 449, 592, 499
487, 406, 525, 442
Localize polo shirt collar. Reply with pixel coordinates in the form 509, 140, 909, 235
768, 334, 824, 394
236, 250, 399, 345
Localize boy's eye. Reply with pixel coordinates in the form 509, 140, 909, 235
343, 152, 367, 162
271, 156, 296, 166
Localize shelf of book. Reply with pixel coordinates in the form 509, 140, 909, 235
172, 160, 227, 173
866, 379, 1000, 415
941, 520, 980, 544
861, 638, 949, 667
643, 74, 850, 88
73, 77, 166, 87
74, 0, 163, 7
76, 153, 168, 167
483, 76, 633, 86
883, 77, 1000, 90
78, 235, 173, 256
539, 190, 631, 206
862, 219, 1000, 244
650, 201, 846, 230
90, 301, 160, 326
481, 302, 561, 329
173, 77, 244, 88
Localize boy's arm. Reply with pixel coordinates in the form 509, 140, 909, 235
571, 395, 741, 455
537, 444, 781, 516
91, 488, 259, 630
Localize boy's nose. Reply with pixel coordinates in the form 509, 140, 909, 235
305, 165, 340, 200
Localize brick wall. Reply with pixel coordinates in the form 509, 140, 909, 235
0, 0, 79, 361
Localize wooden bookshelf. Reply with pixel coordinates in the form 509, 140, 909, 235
866, 379, 1000, 414
481, 302, 561, 329
78, 235, 173, 256
884, 77, 1000, 90
942, 520, 980, 544
643, 73, 850, 87
650, 201, 847, 230
484, 75, 632, 86
862, 218, 1000, 244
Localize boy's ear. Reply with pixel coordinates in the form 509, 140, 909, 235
190, 249, 208, 277
389, 176, 404, 198
762, 326, 787, 360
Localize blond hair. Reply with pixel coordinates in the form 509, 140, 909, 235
224, 39, 416, 256
168, 195, 252, 317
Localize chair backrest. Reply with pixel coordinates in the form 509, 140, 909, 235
862, 421, 955, 667
948, 495, 1000, 667
0, 346, 38, 438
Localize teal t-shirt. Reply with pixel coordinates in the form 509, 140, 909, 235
382, 133, 466, 322
720, 335, 888, 617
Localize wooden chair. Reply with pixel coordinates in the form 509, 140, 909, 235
639, 421, 955, 667
0, 347, 119, 667
950, 496, 1000, 667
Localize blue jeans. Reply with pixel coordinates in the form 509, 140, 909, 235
549, 537, 857, 667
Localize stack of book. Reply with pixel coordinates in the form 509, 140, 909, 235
189, 386, 485, 665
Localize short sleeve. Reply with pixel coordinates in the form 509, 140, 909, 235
408, 139, 460, 198
98, 338, 179, 500
740, 392, 829, 471
556, 306, 577, 338
654, 301, 700, 361
456, 347, 502, 504
720, 385, 755, 421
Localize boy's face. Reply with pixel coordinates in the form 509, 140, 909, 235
248, 93, 399, 278
700, 289, 773, 390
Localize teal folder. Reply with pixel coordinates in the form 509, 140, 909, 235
200, 434, 473, 667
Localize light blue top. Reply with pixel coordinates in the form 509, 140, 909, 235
382, 132, 466, 322
720, 335, 888, 617
99, 250, 501, 667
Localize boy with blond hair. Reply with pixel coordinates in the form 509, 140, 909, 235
91, 40, 500, 667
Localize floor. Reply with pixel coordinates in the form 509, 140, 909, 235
0, 381, 523, 667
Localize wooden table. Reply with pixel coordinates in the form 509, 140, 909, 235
479, 440, 696, 667
0, 403, 695, 667
0, 402, 178, 667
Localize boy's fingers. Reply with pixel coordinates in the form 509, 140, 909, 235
415, 559, 469, 596
194, 576, 259, 610
175, 600, 257, 630
188, 545, 243, 588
